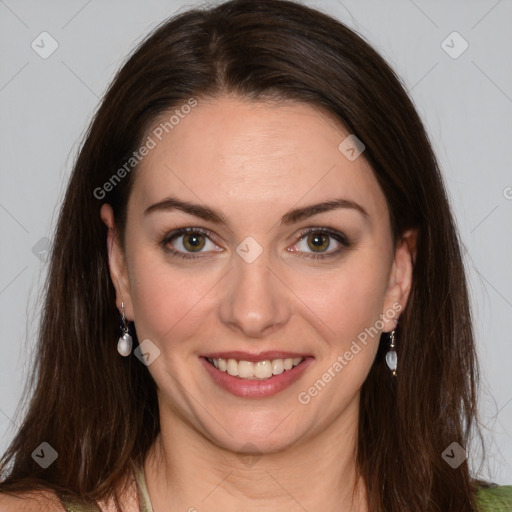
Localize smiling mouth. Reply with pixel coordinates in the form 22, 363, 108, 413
204, 356, 305, 380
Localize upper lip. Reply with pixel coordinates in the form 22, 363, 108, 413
201, 351, 311, 362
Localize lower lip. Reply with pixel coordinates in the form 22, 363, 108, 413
200, 356, 314, 399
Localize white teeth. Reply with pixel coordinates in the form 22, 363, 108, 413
272, 359, 284, 375
238, 360, 254, 378
227, 359, 239, 377
255, 360, 273, 379
207, 357, 305, 380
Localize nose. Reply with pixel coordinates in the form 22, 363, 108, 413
218, 249, 292, 338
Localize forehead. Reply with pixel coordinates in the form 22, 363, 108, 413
130, 95, 387, 221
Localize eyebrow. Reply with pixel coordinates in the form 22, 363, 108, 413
143, 196, 369, 225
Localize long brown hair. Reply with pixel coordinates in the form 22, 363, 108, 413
0, 1, 482, 509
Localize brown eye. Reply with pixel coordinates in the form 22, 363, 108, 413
289, 228, 349, 259
306, 232, 330, 252
163, 228, 219, 256
182, 233, 205, 252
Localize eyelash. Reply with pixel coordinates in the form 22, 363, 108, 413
160, 227, 351, 260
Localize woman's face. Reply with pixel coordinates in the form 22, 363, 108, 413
102, 95, 414, 454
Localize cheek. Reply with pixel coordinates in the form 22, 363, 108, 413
292, 257, 390, 416
127, 249, 218, 347
301, 255, 390, 345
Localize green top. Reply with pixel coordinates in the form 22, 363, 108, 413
59, 464, 152, 512
59, 469, 512, 511
133, 463, 153, 512
476, 485, 512, 511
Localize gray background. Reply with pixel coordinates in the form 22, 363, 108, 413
1, 0, 511, 485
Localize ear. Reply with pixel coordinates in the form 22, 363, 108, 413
100, 203, 134, 321
381, 228, 417, 332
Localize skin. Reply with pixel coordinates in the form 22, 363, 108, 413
100, 95, 416, 512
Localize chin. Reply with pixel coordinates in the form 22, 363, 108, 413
202, 412, 306, 456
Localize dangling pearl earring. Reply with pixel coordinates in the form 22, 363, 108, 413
385, 323, 398, 377
117, 302, 133, 357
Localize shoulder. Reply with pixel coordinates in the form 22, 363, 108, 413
476, 485, 512, 511
0, 486, 137, 512
0, 489, 66, 511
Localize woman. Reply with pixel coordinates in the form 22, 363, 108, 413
0, 0, 510, 510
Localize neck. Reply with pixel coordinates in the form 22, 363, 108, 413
144, 396, 367, 512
